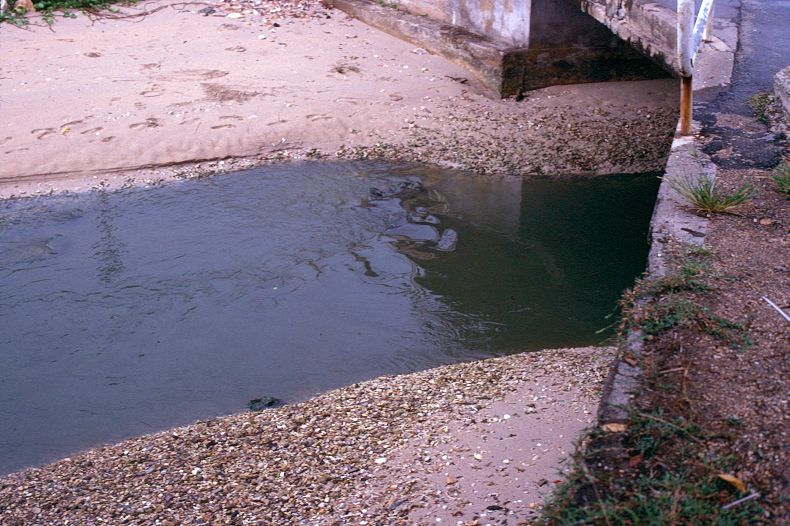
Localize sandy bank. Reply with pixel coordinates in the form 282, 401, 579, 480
0, 0, 678, 198
0, 346, 615, 525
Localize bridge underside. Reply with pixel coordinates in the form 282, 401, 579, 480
326, 0, 678, 97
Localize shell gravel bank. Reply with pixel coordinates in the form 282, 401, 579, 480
0, 347, 615, 525
0, 0, 677, 198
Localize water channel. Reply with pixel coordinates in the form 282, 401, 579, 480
0, 162, 659, 475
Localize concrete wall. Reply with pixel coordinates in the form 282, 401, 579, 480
579, 0, 678, 75
456, 0, 532, 46
331, 0, 669, 96
775, 66, 790, 123
395, 0, 652, 52
397, 0, 531, 46
392, 0, 675, 65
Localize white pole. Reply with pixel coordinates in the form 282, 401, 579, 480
678, 0, 695, 77
703, 3, 715, 42
678, 0, 695, 135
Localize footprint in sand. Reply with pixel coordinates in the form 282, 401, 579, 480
134, 102, 146, 110
334, 97, 360, 105
211, 124, 235, 130
101, 136, 115, 143
0, 137, 11, 145
62, 119, 88, 127
81, 127, 104, 135
129, 118, 161, 130
306, 114, 333, 122
179, 117, 201, 126
225, 46, 247, 53
31, 128, 56, 139
140, 86, 165, 97
219, 115, 243, 121
84, 52, 102, 58
157, 69, 229, 82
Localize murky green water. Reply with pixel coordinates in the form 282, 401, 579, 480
0, 162, 659, 474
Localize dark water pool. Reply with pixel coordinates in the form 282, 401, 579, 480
0, 162, 659, 474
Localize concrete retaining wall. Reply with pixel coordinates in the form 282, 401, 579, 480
775, 66, 790, 122
597, 10, 739, 429
396, 0, 531, 46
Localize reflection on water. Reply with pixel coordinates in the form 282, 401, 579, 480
0, 162, 659, 474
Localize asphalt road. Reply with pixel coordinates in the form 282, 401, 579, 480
700, 0, 789, 168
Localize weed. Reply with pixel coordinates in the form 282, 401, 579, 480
772, 162, 790, 197
540, 412, 763, 526
652, 256, 710, 293
725, 416, 745, 428
636, 296, 750, 349
698, 312, 752, 351
541, 242, 760, 525
688, 145, 699, 158
669, 173, 753, 215
0, 5, 29, 25
747, 92, 772, 124
377, 0, 397, 8
639, 297, 701, 335
1, 0, 135, 25
686, 244, 713, 258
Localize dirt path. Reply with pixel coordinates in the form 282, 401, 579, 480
0, 0, 678, 198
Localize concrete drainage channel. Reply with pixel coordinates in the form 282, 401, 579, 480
597, 131, 716, 426
600, 7, 790, 433
597, 6, 741, 429
321, 0, 741, 432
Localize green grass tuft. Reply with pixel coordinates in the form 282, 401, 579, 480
772, 162, 790, 197
540, 412, 763, 526
669, 173, 753, 215
747, 92, 772, 124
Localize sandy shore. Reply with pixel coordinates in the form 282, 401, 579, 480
0, 346, 615, 525
1, 0, 678, 198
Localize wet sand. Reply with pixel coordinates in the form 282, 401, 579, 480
1, 0, 677, 198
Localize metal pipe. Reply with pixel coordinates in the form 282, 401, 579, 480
679, 76, 693, 135
692, 0, 716, 57
678, 0, 695, 135
703, 3, 715, 42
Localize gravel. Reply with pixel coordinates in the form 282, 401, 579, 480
0, 347, 615, 525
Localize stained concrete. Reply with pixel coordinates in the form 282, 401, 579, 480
774, 66, 790, 122
327, 0, 668, 96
